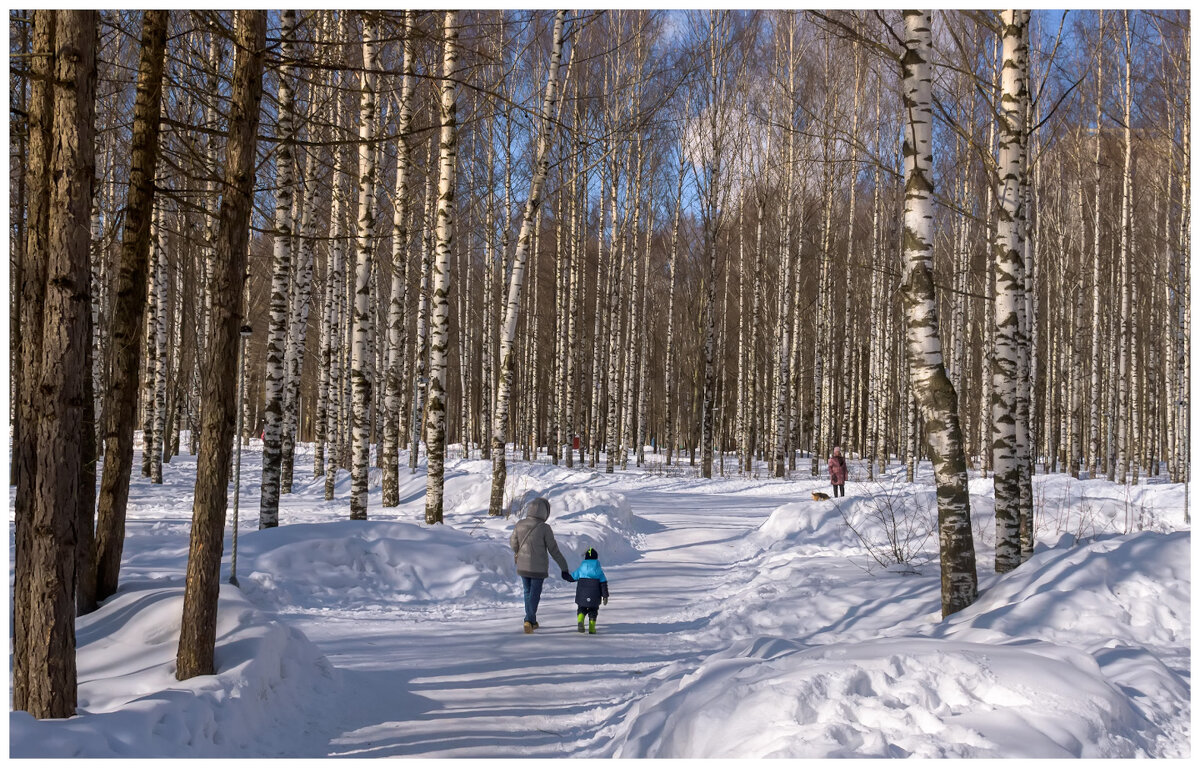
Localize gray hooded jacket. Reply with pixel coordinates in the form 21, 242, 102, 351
510, 497, 569, 578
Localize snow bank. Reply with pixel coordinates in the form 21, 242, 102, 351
9, 583, 339, 758
947, 530, 1190, 649
616, 635, 1151, 758
233, 479, 643, 616
616, 529, 1188, 759
534, 487, 643, 565
238, 520, 523, 613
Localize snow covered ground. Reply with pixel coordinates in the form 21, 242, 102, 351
7, 441, 1191, 758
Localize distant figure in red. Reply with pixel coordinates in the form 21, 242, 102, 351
827, 446, 848, 498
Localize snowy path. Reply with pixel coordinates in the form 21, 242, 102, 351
300, 489, 787, 758
10, 450, 1189, 758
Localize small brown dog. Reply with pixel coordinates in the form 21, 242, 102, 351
811, 491, 831, 501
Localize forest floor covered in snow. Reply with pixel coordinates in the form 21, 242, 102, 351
7, 441, 1192, 758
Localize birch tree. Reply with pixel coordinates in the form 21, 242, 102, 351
425, 10, 459, 525
488, 11, 568, 513
381, 9, 417, 508
899, 9, 977, 616
259, 8, 297, 528
350, 17, 379, 520
993, 9, 1031, 574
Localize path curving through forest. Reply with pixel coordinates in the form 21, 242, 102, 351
304, 489, 788, 758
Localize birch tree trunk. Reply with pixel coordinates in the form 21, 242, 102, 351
1087, 11, 1105, 478
488, 11, 568, 514
425, 10, 459, 525
409, 141, 435, 473
774, 18, 796, 478
699, 11, 725, 480
382, 10, 417, 507
899, 10, 977, 617
664, 122, 686, 467
350, 18, 379, 520
1173, 37, 1190, 490
150, 205, 168, 484
979, 34, 999, 478
176, 9, 265, 680
279, 127, 322, 495
258, 8, 297, 528
1115, 11, 1134, 486
866, 85, 883, 479
993, 9, 1031, 574
323, 71, 351, 499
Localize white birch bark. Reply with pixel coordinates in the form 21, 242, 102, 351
979, 34, 1000, 478
349, 18, 379, 520
900, 10, 977, 616
425, 10, 459, 525
1087, 11, 1105, 478
1016, 24, 1034, 561
622, 137, 644, 471
867, 85, 883, 479
1115, 11, 1134, 486
409, 145, 435, 474
774, 17, 796, 478
323, 62, 351, 500
259, 8, 297, 528
563, 132, 583, 467
664, 117, 686, 467
603, 144, 629, 474
381, 10, 417, 508
993, 9, 1031, 573
699, 11, 724, 480
1173, 41, 1189, 488
489, 11, 569, 514
150, 204, 168, 485
838, 52, 862, 453
279, 143, 320, 494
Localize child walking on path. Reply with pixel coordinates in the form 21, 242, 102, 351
571, 548, 609, 634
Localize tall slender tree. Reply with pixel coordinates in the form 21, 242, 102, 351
93, 9, 169, 604
350, 17, 379, 521
489, 10, 569, 515
425, 10, 459, 525
994, 9, 1031, 573
259, 8, 298, 528
899, 9, 977, 616
177, 8, 266, 680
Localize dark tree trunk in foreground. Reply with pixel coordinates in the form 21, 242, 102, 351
94, 9, 169, 603
12, 8, 57, 714
176, 9, 266, 681
22, 8, 99, 719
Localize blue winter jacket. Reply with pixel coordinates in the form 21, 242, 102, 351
571, 560, 609, 607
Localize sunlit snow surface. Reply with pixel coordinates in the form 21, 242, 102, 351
8, 440, 1190, 757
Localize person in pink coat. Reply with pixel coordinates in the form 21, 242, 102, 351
827, 446, 848, 497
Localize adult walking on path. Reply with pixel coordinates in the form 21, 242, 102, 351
828, 447, 848, 498
510, 496, 573, 633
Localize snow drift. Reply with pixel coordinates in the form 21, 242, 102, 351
9, 583, 339, 758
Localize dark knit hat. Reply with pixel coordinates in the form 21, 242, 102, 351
584, 547, 599, 560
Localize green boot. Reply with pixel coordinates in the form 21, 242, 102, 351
577, 612, 585, 633
588, 618, 596, 635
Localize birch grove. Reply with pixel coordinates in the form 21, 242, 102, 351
8, 11, 1191, 701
